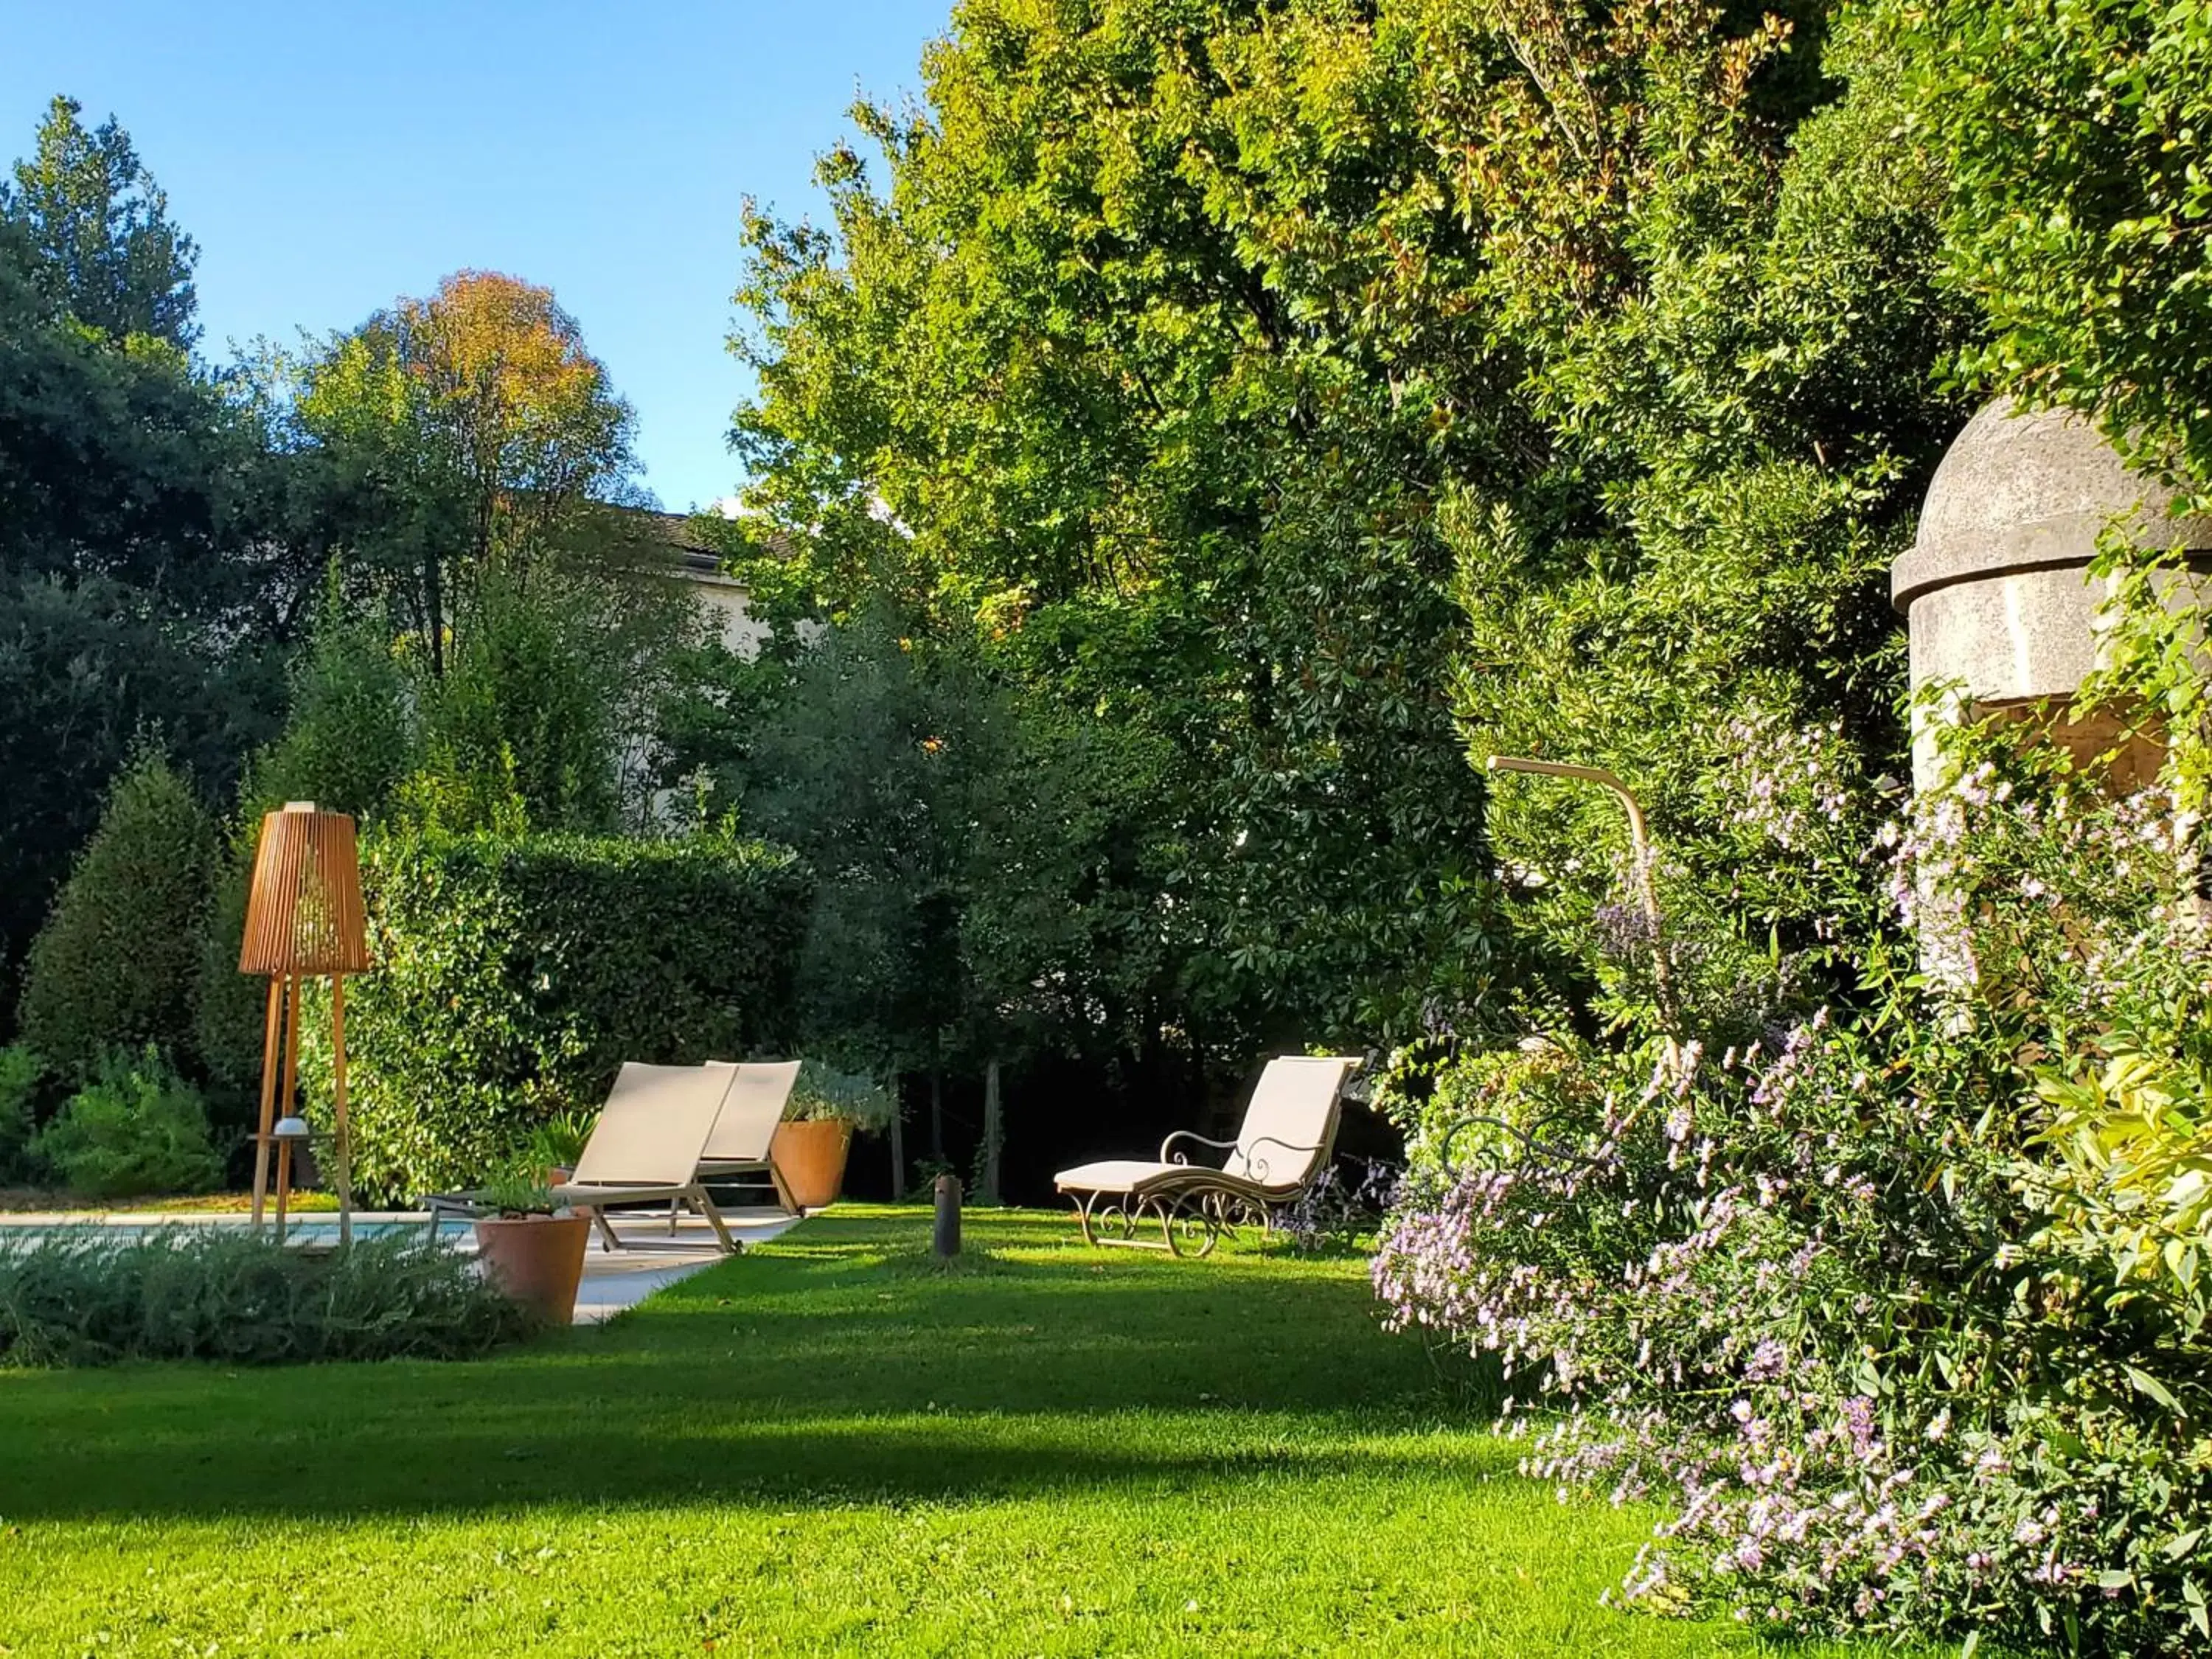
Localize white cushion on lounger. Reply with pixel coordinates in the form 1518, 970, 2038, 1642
1054, 1159, 1183, 1194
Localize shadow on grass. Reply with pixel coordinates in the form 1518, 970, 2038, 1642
0, 1207, 1505, 1525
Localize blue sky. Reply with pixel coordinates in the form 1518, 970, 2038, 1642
1, 0, 951, 510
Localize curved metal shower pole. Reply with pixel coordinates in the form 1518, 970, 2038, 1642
1484, 755, 1676, 1032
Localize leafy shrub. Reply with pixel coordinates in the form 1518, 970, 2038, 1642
31, 1046, 223, 1198
523, 1108, 596, 1173
193, 589, 420, 1096
0, 1043, 41, 1180
1373, 712, 2212, 1656
318, 827, 809, 1203
15, 751, 218, 1078
0, 1228, 536, 1366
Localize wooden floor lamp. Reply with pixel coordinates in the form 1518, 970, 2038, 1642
243, 802, 372, 1244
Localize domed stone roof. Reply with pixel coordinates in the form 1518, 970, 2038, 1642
1892, 397, 2212, 614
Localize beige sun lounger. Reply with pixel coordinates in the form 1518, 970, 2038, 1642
692, 1059, 802, 1216
546, 1061, 742, 1253
1054, 1055, 1360, 1257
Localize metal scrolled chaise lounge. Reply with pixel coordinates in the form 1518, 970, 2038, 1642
1054, 1054, 1361, 1258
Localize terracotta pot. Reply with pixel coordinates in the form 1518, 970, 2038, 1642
473, 1213, 591, 1324
771, 1119, 852, 1211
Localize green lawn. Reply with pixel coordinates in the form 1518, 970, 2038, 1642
0, 1206, 1838, 1656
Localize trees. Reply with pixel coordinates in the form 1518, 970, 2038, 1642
733, 0, 1515, 1056
293, 271, 648, 678
15, 753, 219, 1079
735, 608, 1178, 1190
1919, 0, 2212, 499
0, 94, 198, 348
0, 103, 284, 1019
731, 0, 1975, 1054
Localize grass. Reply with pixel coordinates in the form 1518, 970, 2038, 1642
0, 1206, 1864, 1657
0, 1187, 340, 1213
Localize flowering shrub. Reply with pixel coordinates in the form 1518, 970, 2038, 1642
1376, 702, 2212, 1654
1273, 1157, 1400, 1255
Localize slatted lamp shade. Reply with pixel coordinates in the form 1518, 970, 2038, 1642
240, 803, 371, 976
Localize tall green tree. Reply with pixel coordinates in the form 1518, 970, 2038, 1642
0, 95, 197, 347
733, 0, 1519, 1053
731, 0, 1976, 1054
0, 102, 285, 1021
740, 605, 1179, 1185
293, 270, 650, 678
15, 751, 219, 1079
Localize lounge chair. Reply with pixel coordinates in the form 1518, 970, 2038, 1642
549, 1062, 745, 1252
422, 1062, 742, 1253
1054, 1055, 1361, 1257
691, 1059, 802, 1217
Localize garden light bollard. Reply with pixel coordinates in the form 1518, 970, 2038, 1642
934, 1173, 962, 1258
1484, 756, 1677, 1034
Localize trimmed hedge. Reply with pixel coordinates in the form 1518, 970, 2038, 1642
311, 830, 810, 1203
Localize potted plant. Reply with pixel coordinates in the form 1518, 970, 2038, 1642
524, 1109, 596, 1187
470, 1165, 591, 1325
771, 1062, 895, 1211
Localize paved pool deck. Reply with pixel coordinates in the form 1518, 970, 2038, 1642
0, 1206, 803, 1324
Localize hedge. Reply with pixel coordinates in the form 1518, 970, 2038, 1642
307, 830, 810, 1203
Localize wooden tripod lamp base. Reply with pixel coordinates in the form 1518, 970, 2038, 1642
241, 803, 371, 1245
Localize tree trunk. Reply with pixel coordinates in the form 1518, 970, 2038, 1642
979, 1058, 1003, 1207
424, 550, 445, 679
929, 1067, 945, 1163
888, 1075, 907, 1200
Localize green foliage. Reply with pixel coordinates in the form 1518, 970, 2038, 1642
0, 94, 197, 347
407, 571, 630, 834
1438, 0, 1972, 1026
15, 752, 218, 1078
736, 605, 1181, 1191
31, 1046, 223, 1200
0, 1043, 40, 1181
731, 0, 1519, 1048
191, 592, 422, 1093
0, 577, 275, 1032
523, 1109, 595, 1174
321, 828, 810, 1202
247, 580, 417, 821
286, 271, 655, 681
1921, 0, 2212, 501
0, 100, 288, 1019
1378, 694, 2212, 1652
742, 612, 1013, 1078
0, 1228, 535, 1366
476, 1164, 563, 1217
2034, 1048, 2212, 1307
786, 1060, 896, 1132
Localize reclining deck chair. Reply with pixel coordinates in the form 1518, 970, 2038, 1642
421, 1062, 743, 1253
687, 1059, 802, 1219
1054, 1055, 1360, 1257
549, 1062, 743, 1252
